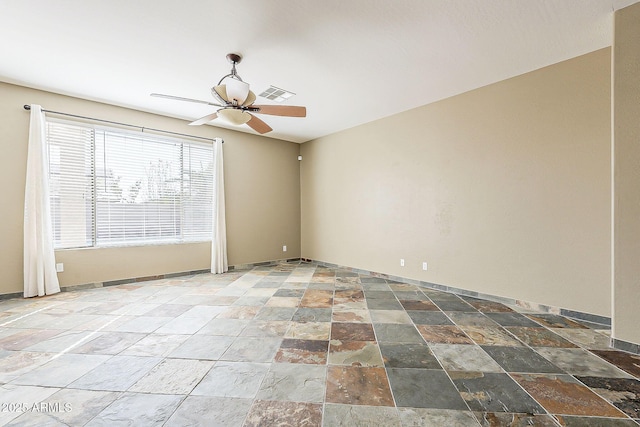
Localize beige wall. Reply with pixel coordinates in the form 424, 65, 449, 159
0, 82, 300, 294
301, 49, 612, 317
613, 3, 640, 345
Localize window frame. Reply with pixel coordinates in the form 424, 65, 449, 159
46, 117, 214, 250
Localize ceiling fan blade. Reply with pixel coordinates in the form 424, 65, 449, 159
188, 112, 218, 126
151, 93, 223, 107
224, 78, 250, 105
246, 113, 273, 134
252, 105, 306, 117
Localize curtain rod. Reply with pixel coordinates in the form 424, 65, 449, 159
23, 104, 222, 143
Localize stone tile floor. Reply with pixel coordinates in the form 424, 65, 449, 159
0, 261, 639, 426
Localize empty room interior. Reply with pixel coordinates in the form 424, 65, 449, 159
1, 1, 639, 426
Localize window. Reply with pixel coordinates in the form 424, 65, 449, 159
47, 119, 213, 249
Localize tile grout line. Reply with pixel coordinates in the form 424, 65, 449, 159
0, 302, 64, 328
364, 284, 400, 415
47, 304, 141, 362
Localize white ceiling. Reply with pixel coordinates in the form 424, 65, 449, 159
1, 0, 637, 143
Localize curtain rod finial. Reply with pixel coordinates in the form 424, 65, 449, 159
23, 104, 31, 110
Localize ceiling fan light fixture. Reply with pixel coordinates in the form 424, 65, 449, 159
242, 90, 257, 107
212, 85, 229, 103
152, 53, 306, 134
218, 108, 251, 125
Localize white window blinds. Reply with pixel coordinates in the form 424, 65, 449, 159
47, 120, 213, 249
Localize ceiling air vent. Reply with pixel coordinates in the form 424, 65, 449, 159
258, 86, 295, 102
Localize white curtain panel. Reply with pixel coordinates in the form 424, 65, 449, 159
24, 104, 60, 297
211, 138, 228, 273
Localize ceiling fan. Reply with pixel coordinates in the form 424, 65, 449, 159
151, 53, 306, 134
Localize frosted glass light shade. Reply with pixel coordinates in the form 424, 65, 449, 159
213, 85, 256, 107
212, 85, 228, 102
218, 108, 251, 125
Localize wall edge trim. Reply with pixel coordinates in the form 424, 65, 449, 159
610, 338, 640, 355
303, 258, 613, 328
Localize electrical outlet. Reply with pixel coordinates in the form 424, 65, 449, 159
422, 262, 428, 271
400, 259, 405, 267
283, 245, 287, 252
56, 263, 64, 273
